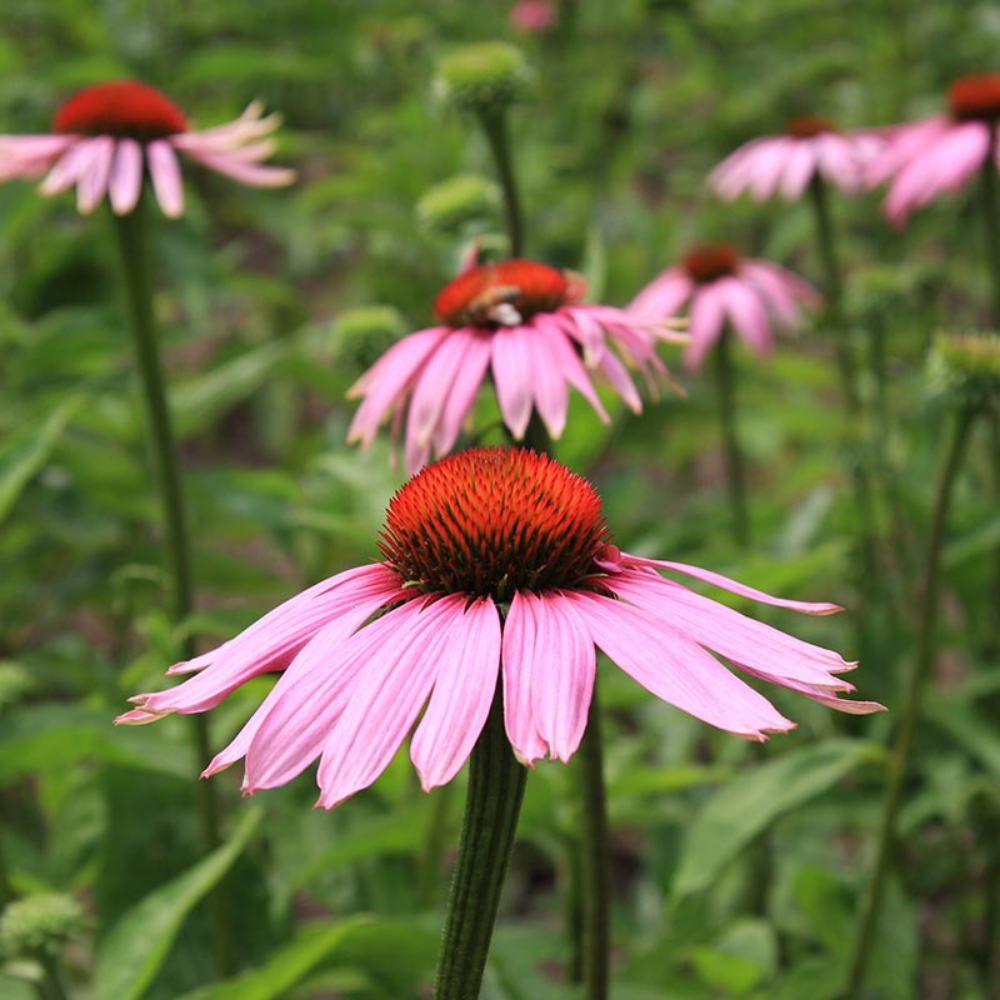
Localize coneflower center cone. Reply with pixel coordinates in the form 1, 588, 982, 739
378, 447, 611, 599
786, 115, 838, 138
434, 259, 584, 328
948, 73, 1000, 121
683, 244, 741, 284
54, 80, 188, 138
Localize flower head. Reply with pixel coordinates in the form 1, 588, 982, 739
928, 330, 1000, 408
629, 243, 820, 371
117, 447, 883, 810
347, 257, 681, 473
0, 79, 295, 217
708, 117, 884, 202
867, 73, 1000, 226
435, 42, 532, 118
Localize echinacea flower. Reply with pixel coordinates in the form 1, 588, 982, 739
0, 79, 294, 218
708, 117, 884, 202
347, 258, 681, 473
867, 73, 1000, 226
629, 244, 820, 371
117, 447, 883, 809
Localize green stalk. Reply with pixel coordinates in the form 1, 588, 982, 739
434, 686, 527, 999
575, 676, 610, 1000
846, 403, 978, 998
111, 199, 234, 977
477, 108, 524, 257
713, 327, 749, 547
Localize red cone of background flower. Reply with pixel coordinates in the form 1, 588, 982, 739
709, 116, 884, 202
117, 448, 883, 810
629, 244, 820, 371
867, 73, 1000, 225
0, 80, 294, 217
347, 257, 682, 473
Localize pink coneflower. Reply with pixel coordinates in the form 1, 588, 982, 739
868, 73, 1000, 226
510, 0, 557, 32
347, 258, 680, 473
708, 116, 884, 202
0, 80, 295, 217
629, 244, 820, 371
117, 447, 883, 809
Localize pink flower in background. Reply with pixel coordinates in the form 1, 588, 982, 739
510, 0, 557, 32
630, 244, 820, 371
708, 116, 884, 202
347, 258, 681, 473
866, 73, 1000, 226
0, 80, 295, 217
117, 448, 883, 809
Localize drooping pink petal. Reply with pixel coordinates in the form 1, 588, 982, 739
741, 260, 819, 328
733, 661, 885, 715
431, 329, 492, 456
410, 596, 502, 790
628, 270, 694, 319
315, 597, 461, 808
621, 553, 844, 613
176, 144, 296, 187
108, 137, 144, 215
76, 135, 115, 213
39, 139, 100, 196
715, 275, 774, 356
491, 325, 536, 439
777, 140, 818, 200
526, 593, 596, 763
0, 134, 76, 181
146, 139, 185, 217
502, 591, 552, 766
568, 590, 795, 739
533, 313, 610, 426
685, 283, 727, 370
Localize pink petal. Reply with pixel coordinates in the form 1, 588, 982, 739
431, 330, 492, 455
628, 270, 694, 319
491, 325, 535, 439
685, 284, 727, 370
716, 276, 774, 356
109, 138, 143, 215
734, 662, 885, 715
147, 139, 185, 218
77, 136, 114, 213
315, 597, 459, 808
176, 145, 296, 187
568, 591, 795, 739
526, 593, 596, 763
502, 591, 553, 765
39, 139, 101, 196
777, 140, 818, 200
410, 596, 502, 790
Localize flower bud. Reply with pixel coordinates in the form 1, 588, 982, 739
434, 42, 532, 117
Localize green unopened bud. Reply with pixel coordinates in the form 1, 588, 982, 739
417, 174, 500, 235
435, 42, 532, 117
928, 331, 1000, 408
0, 893, 84, 958
334, 306, 407, 370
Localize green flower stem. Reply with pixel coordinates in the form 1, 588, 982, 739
713, 327, 749, 547
576, 675, 610, 1000
477, 108, 524, 257
846, 403, 978, 999
979, 122, 1000, 325
111, 199, 234, 978
434, 685, 527, 1000
35, 951, 69, 1000
807, 173, 882, 595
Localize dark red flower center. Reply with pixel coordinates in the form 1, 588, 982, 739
948, 73, 1000, 121
786, 115, 838, 138
682, 244, 740, 283
54, 81, 188, 139
434, 259, 584, 328
379, 447, 611, 599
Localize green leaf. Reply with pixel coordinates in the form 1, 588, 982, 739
93, 809, 262, 1000
173, 917, 376, 1000
672, 740, 884, 899
0, 395, 82, 523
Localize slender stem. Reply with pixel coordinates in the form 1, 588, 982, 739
713, 327, 749, 547
111, 200, 234, 978
434, 685, 528, 1000
846, 404, 978, 999
979, 122, 1000, 325
808, 173, 860, 410
575, 676, 610, 1000
478, 109, 524, 257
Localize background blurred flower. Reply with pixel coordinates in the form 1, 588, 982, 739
510, 0, 557, 33
630, 244, 820, 371
867, 73, 1000, 225
708, 117, 884, 202
0, 79, 295, 217
117, 448, 881, 809
347, 258, 682, 472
